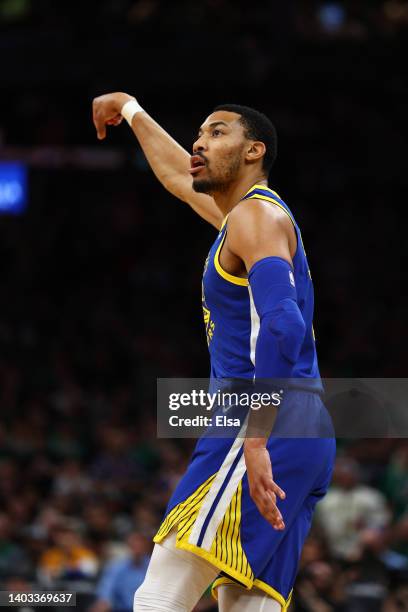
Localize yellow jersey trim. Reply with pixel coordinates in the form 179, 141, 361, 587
244, 183, 282, 201
211, 576, 293, 610
245, 192, 296, 227
211, 576, 232, 598
214, 232, 249, 287
253, 580, 293, 610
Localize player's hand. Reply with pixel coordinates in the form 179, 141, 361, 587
92, 92, 135, 140
244, 440, 286, 530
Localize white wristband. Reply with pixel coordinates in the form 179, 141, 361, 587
121, 99, 144, 126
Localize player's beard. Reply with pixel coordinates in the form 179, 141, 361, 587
192, 152, 242, 195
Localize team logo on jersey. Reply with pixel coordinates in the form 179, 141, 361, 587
202, 303, 215, 344
202, 282, 215, 345
203, 309, 215, 344
289, 270, 295, 287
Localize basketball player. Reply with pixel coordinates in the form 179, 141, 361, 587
92, 93, 336, 612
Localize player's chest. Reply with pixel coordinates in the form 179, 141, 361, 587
202, 232, 249, 308
204, 229, 246, 280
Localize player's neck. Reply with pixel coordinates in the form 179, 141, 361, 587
213, 175, 268, 215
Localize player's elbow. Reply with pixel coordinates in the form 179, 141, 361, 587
264, 299, 306, 364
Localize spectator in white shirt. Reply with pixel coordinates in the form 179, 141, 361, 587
316, 457, 390, 560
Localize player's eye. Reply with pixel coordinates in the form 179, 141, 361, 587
212, 129, 223, 137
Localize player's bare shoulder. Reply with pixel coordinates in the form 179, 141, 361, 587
230, 197, 292, 233
227, 197, 295, 266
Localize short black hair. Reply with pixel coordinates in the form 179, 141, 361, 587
213, 104, 277, 175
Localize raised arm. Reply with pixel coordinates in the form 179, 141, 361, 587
92, 92, 223, 229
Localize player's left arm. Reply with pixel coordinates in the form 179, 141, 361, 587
228, 199, 304, 530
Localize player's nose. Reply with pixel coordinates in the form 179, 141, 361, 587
192, 134, 207, 153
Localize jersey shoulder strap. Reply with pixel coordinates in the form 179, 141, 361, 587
241, 184, 296, 227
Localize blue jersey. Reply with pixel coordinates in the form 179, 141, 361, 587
154, 183, 335, 608
202, 183, 321, 386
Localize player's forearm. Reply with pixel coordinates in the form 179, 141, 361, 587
244, 436, 267, 451
130, 110, 192, 199
244, 400, 279, 445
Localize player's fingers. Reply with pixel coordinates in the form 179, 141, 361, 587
260, 503, 285, 530
265, 491, 285, 529
106, 114, 123, 126
269, 481, 286, 501
250, 485, 271, 507
93, 110, 107, 140
252, 490, 284, 529
92, 100, 108, 140
264, 498, 282, 522
98, 125, 107, 140
264, 474, 286, 501
264, 508, 285, 530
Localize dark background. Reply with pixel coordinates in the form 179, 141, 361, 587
0, 1, 407, 611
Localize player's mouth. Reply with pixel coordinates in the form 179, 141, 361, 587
190, 155, 207, 175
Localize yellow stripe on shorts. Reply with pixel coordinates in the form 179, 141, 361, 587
209, 480, 254, 582
154, 474, 217, 542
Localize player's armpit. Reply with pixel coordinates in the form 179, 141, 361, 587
227, 198, 295, 271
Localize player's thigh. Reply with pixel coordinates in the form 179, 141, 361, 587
218, 584, 282, 612
134, 530, 218, 612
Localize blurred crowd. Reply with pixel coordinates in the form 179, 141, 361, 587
1, 425, 408, 610
1, 0, 408, 610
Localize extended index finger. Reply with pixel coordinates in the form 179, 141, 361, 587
92, 102, 106, 140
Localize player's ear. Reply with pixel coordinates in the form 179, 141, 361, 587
245, 141, 266, 164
